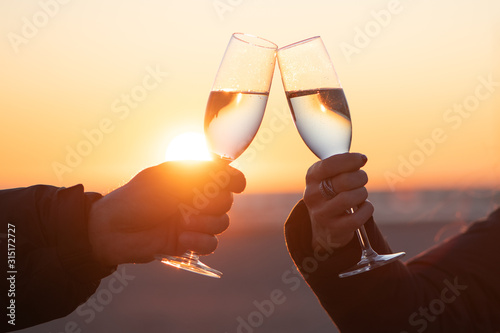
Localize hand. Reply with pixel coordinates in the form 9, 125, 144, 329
303, 153, 374, 250
88, 160, 246, 266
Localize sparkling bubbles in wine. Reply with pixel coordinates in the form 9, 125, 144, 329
286, 88, 352, 159
204, 90, 269, 161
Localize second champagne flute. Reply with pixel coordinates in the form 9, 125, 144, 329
158, 33, 277, 278
277, 36, 405, 278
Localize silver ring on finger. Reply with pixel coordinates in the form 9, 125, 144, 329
319, 178, 337, 199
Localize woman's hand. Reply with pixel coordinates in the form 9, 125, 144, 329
304, 153, 374, 250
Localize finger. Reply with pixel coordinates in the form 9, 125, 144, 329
306, 153, 367, 183
183, 214, 230, 235
196, 164, 246, 194
331, 169, 368, 193
305, 170, 368, 205
136, 160, 229, 198
315, 187, 369, 217
156, 161, 246, 199
333, 187, 369, 213
319, 200, 374, 235
318, 152, 367, 179
177, 231, 219, 255
303, 181, 324, 208
195, 190, 234, 215
224, 166, 246, 193
335, 200, 375, 232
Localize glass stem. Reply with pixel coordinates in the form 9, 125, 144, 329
186, 251, 199, 261
355, 225, 378, 263
347, 208, 378, 261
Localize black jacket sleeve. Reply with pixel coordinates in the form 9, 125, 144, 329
285, 200, 500, 333
1, 185, 116, 332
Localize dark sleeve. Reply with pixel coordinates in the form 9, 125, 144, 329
1, 184, 116, 332
284, 200, 500, 333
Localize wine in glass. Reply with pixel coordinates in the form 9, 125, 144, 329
277, 36, 405, 278
158, 33, 277, 278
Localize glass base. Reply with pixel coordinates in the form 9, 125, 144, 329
338, 252, 405, 278
156, 252, 222, 278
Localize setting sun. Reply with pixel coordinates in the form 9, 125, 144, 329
165, 131, 212, 161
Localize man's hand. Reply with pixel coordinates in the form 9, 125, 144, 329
88, 160, 246, 266
304, 153, 374, 250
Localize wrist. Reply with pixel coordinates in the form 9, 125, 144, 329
310, 214, 356, 251
88, 198, 115, 267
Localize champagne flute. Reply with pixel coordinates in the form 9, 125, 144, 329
277, 36, 405, 278
158, 33, 277, 278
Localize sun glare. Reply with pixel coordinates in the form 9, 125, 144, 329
165, 131, 212, 161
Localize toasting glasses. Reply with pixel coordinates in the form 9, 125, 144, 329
277, 36, 405, 278
158, 33, 277, 278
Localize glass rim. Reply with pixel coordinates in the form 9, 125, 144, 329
278, 36, 322, 52
232, 33, 278, 50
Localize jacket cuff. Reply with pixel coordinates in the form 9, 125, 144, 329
54, 185, 117, 283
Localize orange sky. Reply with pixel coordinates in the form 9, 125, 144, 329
1, 0, 499, 194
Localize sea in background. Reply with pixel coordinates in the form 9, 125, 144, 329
17, 189, 500, 333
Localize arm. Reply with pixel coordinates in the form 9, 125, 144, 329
1, 185, 112, 331
284, 153, 500, 332
1, 160, 245, 331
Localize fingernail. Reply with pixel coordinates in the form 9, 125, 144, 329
361, 154, 367, 163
